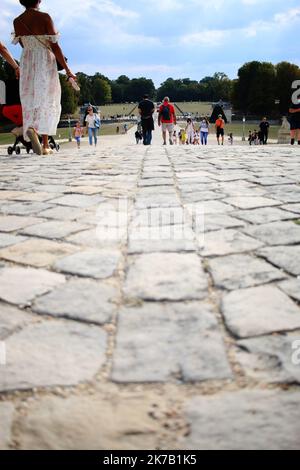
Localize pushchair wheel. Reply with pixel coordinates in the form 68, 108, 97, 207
8, 146, 13, 155
55, 144, 60, 152
16, 146, 21, 155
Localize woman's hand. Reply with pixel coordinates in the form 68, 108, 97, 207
15, 66, 20, 79
66, 70, 77, 80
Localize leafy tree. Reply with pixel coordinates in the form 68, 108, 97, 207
59, 74, 78, 114
92, 77, 112, 105
232, 61, 276, 115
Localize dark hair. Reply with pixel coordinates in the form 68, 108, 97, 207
143, 94, 149, 99
20, 0, 39, 8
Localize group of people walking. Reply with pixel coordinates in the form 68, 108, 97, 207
138, 96, 228, 147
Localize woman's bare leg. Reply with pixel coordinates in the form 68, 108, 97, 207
42, 135, 49, 149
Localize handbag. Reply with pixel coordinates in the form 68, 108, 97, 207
94, 116, 101, 128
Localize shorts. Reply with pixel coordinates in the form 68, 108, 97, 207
75, 136, 81, 143
216, 127, 224, 137
290, 121, 300, 131
162, 123, 174, 133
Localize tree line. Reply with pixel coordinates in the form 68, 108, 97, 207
1, 57, 299, 117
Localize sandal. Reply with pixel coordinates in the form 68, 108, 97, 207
42, 148, 54, 155
26, 128, 42, 155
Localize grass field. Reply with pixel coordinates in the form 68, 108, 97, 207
0, 122, 135, 146
76, 101, 212, 119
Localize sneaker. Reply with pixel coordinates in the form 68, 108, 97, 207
26, 128, 42, 155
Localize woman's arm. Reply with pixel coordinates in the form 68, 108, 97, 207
0, 42, 20, 78
44, 14, 76, 79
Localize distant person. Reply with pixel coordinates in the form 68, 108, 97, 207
193, 130, 200, 145
259, 117, 270, 145
173, 130, 178, 145
85, 105, 100, 146
200, 117, 209, 145
180, 128, 187, 145
248, 130, 252, 145
135, 129, 142, 144
0, 42, 20, 77
158, 97, 177, 145
228, 133, 233, 145
185, 118, 195, 145
289, 101, 300, 145
73, 121, 84, 149
124, 123, 128, 134
138, 94, 155, 145
215, 114, 225, 145
13, 0, 77, 155
116, 126, 120, 134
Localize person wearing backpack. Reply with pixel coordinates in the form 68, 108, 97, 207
158, 97, 177, 145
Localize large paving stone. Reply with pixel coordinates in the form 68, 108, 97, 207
124, 253, 208, 301
222, 285, 300, 338
232, 207, 298, 225
54, 249, 121, 279
0, 233, 26, 249
0, 239, 78, 268
112, 303, 232, 383
48, 194, 105, 208
278, 278, 300, 302
20, 221, 89, 240
186, 201, 233, 215
33, 279, 118, 324
183, 390, 300, 450
0, 267, 65, 306
0, 303, 37, 339
245, 221, 300, 245
38, 206, 84, 221
282, 203, 300, 214
223, 196, 280, 210
236, 334, 300, 383
0, 319, 107, 392
200, 229, 263, 256
128, 225, 196, 254
257, 245, 300, 276
209, 254, 285, 290
0, 201, 52, 216
202, 213, 246, 232
0, 215, 46, 232
67, 228, 126, 248
16, 393, 161, 450
0, 402, 14, 450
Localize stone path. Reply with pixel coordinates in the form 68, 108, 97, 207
0, 130, 300, 449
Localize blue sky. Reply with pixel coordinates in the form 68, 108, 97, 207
2, 0, 300, 86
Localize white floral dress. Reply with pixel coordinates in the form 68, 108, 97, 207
13, 34, 61, 139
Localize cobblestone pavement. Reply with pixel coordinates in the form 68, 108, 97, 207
0, 133, 300, 450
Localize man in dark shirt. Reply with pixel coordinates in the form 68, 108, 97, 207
289, 102, 300, 145
138, 94, 155, 145
259, 117, 270, 145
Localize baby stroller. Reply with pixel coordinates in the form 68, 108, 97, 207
0, 79, 60, 155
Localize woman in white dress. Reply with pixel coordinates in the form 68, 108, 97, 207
13, 0, 77, 155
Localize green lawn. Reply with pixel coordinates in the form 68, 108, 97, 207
0, 122, 134, 146
174, 102, 212, 116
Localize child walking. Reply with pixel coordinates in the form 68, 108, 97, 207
74, 121, 84, 149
